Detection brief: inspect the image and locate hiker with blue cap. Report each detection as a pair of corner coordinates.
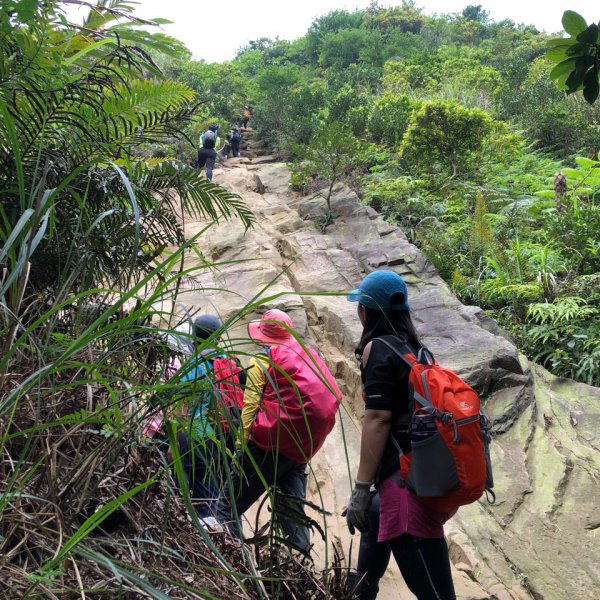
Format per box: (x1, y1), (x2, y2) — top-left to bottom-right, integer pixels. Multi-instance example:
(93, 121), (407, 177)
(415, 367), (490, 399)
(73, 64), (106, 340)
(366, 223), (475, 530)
(345, 269), (457, 600)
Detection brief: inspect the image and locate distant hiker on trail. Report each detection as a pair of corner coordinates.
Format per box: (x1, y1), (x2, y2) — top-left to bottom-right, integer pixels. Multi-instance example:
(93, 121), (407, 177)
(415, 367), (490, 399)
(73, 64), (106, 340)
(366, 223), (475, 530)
(198, 124), (221, 182)
(223, 127), (241, 159)
(241, 105), (251, 129)
(176, 314), (245, 528)
(222, 131), (231, 160)
(230, 127), (241, 157)
(218, 309), (341, 552)
(345, 270), (457, 600)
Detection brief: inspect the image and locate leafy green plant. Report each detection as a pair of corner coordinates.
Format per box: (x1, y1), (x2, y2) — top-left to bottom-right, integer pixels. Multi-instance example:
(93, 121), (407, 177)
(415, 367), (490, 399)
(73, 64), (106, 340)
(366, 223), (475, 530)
(477, 238), (564, 308)
(363, 176), (444, 240)
(0, 0), (253, 307)
(415, 219), (463, 281)
(468, 192), (496, 264)
(291, 122), (359, 215)
(367, 93), (416, 146)
(525, 296), (600, 385)
(400, 100), (500, 179)
(382, 59), (435, 92)
(439, 58), (503, 103)
(546, 11), (600, 104)
(537, 159), (600, 274)
(0, 2), (279, 597)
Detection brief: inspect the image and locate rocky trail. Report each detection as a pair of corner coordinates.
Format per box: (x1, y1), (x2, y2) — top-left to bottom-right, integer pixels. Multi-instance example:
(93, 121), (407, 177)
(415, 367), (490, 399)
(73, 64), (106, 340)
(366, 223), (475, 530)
(174, 130), (600, 600)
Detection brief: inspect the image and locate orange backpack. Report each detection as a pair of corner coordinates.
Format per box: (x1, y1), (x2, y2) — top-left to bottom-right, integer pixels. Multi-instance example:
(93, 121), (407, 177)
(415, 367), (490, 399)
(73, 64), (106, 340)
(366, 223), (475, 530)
(377, 338), (495, 513)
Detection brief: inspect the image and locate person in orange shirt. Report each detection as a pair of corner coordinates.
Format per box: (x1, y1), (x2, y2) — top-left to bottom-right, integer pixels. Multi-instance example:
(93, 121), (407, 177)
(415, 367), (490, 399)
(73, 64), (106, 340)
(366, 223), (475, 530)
(242, 105), (251, 129)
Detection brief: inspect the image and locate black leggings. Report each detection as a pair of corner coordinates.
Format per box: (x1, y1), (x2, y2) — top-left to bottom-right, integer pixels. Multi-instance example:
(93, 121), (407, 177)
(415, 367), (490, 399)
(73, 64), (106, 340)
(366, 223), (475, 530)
(197, 147), (217, 181)
(389, 535), (455, 600)
(355, 495), (455, 600)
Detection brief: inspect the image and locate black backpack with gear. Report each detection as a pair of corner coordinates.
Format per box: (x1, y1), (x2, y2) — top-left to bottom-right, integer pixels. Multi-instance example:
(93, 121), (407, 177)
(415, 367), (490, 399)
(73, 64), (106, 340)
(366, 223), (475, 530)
(202, 129), (217, 149)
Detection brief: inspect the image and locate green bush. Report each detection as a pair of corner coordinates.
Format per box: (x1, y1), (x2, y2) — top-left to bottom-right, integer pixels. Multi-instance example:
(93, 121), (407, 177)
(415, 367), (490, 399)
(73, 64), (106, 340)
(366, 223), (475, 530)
(415, 220), (465, 281)
(363, 176), (444, 237)
(524, 296), (600, 385)
(400, 100), (496, 178)
(547, 195), (600, 275)
(347, 103), (371, 136)
(290, 122), (359, 212)
(368, 93), (415, 146)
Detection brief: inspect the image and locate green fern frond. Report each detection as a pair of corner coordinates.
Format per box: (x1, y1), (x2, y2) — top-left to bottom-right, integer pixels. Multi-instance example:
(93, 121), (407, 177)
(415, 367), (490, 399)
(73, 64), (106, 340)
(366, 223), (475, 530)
(527, 296), (597, 324)
(0, 0), (254, 296)
(480, 280), (542, 305)
(101, 79), (197, 124)
(469, 192), (494, 258)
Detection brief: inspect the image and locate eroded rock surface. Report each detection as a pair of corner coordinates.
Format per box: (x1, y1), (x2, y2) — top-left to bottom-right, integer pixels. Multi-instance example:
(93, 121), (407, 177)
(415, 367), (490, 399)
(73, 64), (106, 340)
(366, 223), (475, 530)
(176, 134), (600, 600)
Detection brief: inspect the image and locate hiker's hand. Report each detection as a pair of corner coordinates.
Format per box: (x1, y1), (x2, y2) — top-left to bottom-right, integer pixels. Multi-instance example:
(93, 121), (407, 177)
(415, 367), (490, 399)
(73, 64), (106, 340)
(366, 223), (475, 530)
(345, 480), (372, 535)
(232, 443), (244, 477)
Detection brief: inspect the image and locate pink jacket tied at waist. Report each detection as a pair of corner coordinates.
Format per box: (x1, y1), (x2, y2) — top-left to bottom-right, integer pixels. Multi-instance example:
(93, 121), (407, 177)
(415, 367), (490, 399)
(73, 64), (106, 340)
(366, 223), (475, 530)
(250, 339), (342, 463)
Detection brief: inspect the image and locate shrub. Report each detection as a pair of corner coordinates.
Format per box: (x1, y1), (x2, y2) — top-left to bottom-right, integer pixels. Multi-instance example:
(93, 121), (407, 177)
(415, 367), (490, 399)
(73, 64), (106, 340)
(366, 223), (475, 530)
(546, 195), (600, 275)
(525, 296), (600, 385)
(400, 100), (496, 178)
(290, 122), (359, 213)
(363, 176), (444, 238)
(368, 93), (416, 146)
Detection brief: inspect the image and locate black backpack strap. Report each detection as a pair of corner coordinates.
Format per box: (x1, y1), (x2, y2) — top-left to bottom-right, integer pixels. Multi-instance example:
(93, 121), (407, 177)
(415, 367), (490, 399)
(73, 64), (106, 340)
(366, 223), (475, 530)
(231, 355), (247, 387)
(374, 337), (443, 418)
(373, 336), (414, 369)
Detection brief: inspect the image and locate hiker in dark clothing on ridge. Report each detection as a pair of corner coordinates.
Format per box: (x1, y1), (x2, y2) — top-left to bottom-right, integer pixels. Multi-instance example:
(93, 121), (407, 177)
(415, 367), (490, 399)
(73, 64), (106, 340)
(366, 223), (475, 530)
(198, 124), (221, 181)
(230, 127), (241, 157)
(223, 127), (241, 159)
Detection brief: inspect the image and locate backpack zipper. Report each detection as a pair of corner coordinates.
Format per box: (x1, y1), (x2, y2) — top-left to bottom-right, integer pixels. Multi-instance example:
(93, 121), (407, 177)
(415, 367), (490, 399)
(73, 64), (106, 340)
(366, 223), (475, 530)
(451, 414), (480, 443)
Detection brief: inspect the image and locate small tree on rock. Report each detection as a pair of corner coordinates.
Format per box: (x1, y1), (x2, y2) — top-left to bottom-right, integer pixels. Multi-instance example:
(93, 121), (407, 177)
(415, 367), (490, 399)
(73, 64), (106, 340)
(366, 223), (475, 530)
(293, 122), (359, 216)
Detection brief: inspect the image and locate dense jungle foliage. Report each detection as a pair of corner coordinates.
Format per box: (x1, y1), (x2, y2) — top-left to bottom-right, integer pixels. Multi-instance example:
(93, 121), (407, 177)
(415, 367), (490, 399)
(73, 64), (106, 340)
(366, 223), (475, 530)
(158, 2), (600, 387)
(1, 1), (334, 598)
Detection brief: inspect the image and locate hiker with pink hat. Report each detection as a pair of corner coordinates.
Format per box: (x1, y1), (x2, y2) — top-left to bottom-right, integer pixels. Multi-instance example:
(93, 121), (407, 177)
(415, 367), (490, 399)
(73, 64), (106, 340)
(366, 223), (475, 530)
(219, 308), (341, 553)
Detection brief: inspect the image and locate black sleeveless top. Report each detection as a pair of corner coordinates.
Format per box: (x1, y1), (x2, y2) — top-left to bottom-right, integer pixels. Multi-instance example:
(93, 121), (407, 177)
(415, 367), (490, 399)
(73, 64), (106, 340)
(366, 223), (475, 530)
(360, 335), (414, 482)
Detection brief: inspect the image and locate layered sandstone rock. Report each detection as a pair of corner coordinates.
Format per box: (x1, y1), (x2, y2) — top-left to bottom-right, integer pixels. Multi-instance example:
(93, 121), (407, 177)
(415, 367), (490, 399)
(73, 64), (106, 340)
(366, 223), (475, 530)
(175, 135), (600, 600)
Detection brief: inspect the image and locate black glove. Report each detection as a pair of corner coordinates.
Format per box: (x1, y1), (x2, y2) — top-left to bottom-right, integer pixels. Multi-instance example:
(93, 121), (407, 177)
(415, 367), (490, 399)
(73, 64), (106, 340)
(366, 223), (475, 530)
(345, 480), (372, 535)
(231, 442), (245, 479)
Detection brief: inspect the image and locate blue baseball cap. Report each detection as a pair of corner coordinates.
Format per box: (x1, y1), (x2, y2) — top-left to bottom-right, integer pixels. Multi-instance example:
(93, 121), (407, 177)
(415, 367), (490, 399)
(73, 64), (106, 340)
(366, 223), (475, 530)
(347, 270), (410, 311)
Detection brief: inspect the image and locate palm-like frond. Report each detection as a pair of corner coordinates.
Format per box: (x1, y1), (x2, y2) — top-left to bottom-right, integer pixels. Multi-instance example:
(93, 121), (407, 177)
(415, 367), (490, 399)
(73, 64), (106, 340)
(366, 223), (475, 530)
(0, 3), (263, 597)
(0, 0), (253, 298)
(126, 160), (254, 227)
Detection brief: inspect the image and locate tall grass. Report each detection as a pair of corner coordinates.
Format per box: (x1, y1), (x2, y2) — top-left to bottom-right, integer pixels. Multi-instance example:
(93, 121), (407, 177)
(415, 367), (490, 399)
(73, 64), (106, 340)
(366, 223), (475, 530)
(0, 178), (356, 597)
(0, 4), (359, 595)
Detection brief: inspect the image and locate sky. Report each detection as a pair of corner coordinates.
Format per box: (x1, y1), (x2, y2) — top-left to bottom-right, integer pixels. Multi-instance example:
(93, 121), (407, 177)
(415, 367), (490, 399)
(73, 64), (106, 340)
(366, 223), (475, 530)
(78, 1), (598, 63)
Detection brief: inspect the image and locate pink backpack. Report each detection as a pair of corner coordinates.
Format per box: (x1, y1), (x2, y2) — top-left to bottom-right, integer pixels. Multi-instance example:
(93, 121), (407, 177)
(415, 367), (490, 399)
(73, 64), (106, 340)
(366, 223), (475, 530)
(251, 340), (341, 463)
(210, 356), (245, 430)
